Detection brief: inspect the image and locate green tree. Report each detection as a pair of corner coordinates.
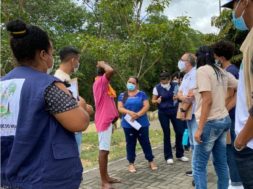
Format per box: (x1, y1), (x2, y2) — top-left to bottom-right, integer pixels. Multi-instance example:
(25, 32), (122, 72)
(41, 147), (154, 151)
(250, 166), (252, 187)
(1, 0), (209, 105)
(211, 9), (248, 66)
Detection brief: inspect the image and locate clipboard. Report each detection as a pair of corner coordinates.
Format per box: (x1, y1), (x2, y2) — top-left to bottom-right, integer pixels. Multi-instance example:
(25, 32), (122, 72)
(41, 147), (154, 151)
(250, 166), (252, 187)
(176, 102), (193, 120)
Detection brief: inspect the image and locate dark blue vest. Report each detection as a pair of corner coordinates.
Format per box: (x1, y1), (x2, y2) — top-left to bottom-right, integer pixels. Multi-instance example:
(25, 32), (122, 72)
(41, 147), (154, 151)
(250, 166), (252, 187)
(156, 83), (178, 114)
(1, 66), (82, 189)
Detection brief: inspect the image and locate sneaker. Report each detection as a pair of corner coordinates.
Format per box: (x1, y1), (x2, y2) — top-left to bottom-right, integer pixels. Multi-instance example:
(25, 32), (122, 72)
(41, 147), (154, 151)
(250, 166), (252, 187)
(185, 170), (193, 177)
(166, 159), (174, 164)
(177, 156), (189, 162)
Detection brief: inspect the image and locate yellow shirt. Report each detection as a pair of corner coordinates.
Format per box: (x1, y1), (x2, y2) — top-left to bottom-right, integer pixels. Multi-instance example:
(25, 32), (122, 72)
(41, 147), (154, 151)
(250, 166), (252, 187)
(240, 28), (253, 109)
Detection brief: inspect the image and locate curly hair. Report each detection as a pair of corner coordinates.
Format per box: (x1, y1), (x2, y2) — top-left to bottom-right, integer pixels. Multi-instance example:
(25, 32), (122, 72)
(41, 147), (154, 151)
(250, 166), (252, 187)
(212, 40), (235, 61)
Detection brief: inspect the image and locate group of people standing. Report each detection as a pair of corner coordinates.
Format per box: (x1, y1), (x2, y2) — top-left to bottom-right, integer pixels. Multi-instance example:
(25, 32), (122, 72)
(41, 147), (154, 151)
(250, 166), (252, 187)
(1, 0), (253, 189)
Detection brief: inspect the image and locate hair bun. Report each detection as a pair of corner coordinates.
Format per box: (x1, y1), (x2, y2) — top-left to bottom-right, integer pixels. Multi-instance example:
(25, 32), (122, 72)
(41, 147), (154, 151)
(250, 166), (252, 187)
(6, 19), (28, 38)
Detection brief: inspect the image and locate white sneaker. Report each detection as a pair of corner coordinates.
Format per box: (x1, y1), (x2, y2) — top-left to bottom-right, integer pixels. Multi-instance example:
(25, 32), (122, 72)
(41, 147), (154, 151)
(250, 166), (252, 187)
(178, 156), (189, 162)
(166, 159), (174, 164)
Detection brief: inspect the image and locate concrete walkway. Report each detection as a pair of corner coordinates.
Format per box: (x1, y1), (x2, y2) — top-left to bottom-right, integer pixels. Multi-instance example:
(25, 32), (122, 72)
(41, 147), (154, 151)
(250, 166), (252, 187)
(80, 146), (217, 189)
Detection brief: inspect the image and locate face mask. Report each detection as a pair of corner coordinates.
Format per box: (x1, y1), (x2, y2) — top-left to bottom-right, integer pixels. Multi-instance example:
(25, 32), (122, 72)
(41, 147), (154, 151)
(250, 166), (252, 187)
(161, 83), (170, 90)
(232, 0), (249, 31)
(74, 63), (80, 73)
(173, 79), (179, 83)
(47, 59), (54, 74)
(215, 59), (221, 67)
(178, 60), (186, 72)
(127, 83), (136, 91)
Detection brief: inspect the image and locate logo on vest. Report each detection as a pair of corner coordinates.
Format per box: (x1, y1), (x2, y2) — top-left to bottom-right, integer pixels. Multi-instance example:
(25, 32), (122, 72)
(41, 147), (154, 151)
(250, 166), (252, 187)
(0, 79), (25, 136)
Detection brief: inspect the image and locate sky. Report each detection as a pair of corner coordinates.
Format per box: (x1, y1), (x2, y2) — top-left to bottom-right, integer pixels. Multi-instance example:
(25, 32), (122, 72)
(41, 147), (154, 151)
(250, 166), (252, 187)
(77, 0), (227, 34)
(161, 0), (222, 34)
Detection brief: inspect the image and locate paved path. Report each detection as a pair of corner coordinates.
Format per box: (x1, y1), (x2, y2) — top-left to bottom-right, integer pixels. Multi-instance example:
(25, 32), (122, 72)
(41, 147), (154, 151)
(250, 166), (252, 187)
(80, 146), (217, 189)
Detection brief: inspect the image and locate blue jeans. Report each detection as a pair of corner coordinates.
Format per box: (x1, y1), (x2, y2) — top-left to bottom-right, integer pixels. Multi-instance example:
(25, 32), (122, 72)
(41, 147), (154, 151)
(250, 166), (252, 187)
(158, 112), (185, 160)
(235, 147), (253, 189)
(187, 115), (198, 174)
(193, 116), (231, 189)
(226, 117), (242, 186)
(75, 132), (82, 155)
(187, 115), (198, 148)
(123, 127), (154, 163)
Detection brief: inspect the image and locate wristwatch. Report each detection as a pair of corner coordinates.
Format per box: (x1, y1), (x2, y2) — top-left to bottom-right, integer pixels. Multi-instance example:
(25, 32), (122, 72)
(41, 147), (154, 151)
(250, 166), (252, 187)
(180, 108), (186, 113)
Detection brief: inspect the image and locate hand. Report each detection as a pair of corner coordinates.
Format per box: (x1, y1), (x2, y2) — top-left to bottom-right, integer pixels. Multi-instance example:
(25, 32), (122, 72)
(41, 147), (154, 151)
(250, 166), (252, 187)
(185, 96), (194, 103)
(173, 95), (178, 101)
(78, 97), (87, 111)
(112, 122), (118, 134)
(194, 128), (203, 144)
(86, 104), (94, 116)
(234, 133), (247, 151)
(157, 96), (162, 104)
(96, 61), (107, 68)
(128, 111), (139, 121)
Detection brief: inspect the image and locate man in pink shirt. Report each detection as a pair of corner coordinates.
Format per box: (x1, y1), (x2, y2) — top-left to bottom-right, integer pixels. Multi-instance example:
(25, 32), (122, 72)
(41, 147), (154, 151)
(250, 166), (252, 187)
(93, 61), (119, 189)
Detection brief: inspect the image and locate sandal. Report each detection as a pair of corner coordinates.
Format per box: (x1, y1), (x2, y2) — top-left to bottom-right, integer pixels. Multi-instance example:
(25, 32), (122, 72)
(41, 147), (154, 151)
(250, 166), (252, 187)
(128, 164), (136, 173)
(149, 161), (158, 171)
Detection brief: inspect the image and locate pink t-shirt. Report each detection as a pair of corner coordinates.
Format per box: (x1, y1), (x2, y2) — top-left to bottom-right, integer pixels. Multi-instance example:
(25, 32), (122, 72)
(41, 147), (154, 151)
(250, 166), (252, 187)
(93, 74), (119, 132)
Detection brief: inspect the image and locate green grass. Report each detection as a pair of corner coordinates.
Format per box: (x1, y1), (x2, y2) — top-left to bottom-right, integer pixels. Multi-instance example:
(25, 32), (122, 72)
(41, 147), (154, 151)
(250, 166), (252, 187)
(80, 127), (165, 169)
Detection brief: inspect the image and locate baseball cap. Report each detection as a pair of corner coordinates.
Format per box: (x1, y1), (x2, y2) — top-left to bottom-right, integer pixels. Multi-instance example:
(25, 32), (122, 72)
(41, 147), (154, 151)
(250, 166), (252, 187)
(221, 0), (236, 8)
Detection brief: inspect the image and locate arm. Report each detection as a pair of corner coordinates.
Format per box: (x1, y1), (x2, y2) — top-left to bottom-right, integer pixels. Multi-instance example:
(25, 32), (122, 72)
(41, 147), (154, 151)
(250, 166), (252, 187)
(79, 96), (94, 115)
(226, 73), (238, 111)
(97, 61), (114, 80)
(151, 95), (161, 104)
(226, 91), (237, 112)
(118, 101), (131, 115)
(53, 82), (90, 132)
(178, 90), (193, 111)
(235, 109), (253, 150)
(195, 91), (212, 143)
(118, 101), (139, 119)
(137, 100), (150, 117)
(177, 90), (185, 102)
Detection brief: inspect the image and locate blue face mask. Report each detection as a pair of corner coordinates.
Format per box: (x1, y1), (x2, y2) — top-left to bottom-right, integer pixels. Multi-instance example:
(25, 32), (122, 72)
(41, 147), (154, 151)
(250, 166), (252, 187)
(232, 0), (249, 31)
(127, 83), (136, 91)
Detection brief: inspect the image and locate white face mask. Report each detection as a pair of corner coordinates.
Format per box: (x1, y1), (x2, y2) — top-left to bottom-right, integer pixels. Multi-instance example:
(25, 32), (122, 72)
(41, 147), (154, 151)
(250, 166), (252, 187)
(178, 60), (186, 72)
(74, 63), (80, 73)
(215, 59), (221, 67)
(161, 83), (170, 90)
(47, 60), (54, 74)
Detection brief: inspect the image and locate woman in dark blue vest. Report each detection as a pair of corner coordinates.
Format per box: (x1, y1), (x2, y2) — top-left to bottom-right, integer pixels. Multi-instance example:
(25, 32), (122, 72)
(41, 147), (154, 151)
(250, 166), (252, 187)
(0, 20), (90, 189)
(152, 71), (189, 164)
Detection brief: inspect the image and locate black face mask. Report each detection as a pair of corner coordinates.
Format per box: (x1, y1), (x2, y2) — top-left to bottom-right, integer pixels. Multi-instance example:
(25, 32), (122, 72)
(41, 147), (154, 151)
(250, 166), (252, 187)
(97, 67), (105, 76)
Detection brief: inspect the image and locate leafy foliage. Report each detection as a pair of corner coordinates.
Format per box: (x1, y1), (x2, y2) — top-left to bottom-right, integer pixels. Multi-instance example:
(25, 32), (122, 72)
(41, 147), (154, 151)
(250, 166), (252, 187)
(211, 9), (248, 66)
(1, 0), (211, 105)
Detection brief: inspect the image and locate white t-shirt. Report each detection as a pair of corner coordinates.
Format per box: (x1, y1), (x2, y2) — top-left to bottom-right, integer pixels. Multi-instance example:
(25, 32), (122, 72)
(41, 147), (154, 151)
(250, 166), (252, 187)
(235, 65), (253, 149)
(152, 84), (171, 96)
(54, 69), (71, 82)
(179, 67), (197, 114)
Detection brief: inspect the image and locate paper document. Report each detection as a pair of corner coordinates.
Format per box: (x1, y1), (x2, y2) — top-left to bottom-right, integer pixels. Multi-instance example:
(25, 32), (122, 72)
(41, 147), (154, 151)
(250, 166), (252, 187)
(124, 114), (142, 130)
(68, 78), (79, 99)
